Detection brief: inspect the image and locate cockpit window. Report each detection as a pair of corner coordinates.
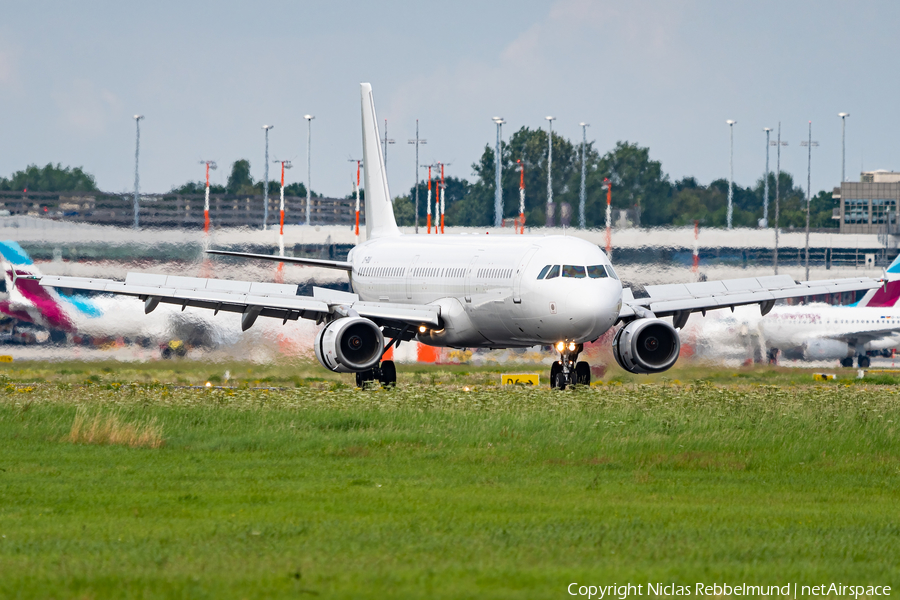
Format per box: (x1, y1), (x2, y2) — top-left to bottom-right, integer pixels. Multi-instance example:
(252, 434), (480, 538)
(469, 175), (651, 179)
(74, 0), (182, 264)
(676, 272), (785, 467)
(562, 265), (586, 278)
(544, 265), (560, 280)
(606, 265), (620, 280)
(537, 265), (552, 280)
(587, 265), (608, 279)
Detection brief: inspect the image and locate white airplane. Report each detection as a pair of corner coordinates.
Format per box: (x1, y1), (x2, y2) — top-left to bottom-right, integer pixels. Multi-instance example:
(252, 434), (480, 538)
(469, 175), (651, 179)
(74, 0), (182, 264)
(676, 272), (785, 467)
(40, 83), (880, 388)
(691, 256), (900, 368)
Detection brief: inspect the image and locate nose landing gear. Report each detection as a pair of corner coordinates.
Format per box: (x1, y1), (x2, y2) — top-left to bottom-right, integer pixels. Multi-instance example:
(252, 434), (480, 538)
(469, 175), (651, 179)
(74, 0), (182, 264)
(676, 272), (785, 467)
(550, 342), (591, 390)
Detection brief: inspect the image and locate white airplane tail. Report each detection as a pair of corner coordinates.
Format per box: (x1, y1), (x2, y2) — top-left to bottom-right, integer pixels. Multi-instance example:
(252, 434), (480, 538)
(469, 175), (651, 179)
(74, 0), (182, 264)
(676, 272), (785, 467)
(360, 83), (400, 240)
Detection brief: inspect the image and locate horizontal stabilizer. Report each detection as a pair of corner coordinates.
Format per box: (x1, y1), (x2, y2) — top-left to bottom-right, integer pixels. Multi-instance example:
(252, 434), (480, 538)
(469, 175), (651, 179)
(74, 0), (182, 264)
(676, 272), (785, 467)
(207, 250), (353, 272)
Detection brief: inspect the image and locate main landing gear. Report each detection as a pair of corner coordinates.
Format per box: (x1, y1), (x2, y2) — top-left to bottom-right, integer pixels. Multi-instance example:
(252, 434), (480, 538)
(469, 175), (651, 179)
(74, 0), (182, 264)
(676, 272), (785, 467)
(840, 356), (870, 368)
(355, 360), (397, 389)
(549, 342), (591, 390)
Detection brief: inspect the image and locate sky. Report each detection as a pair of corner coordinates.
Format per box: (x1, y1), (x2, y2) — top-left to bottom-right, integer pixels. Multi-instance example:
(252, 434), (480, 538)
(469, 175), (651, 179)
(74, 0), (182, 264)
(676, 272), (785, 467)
(1, 0), (898, 200)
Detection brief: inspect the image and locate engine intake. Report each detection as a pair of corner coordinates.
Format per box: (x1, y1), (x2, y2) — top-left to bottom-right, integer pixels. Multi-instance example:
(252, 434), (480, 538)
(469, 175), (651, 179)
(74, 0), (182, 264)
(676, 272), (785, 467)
(315, 317), (384, 373)
(612, 318), (681, 374)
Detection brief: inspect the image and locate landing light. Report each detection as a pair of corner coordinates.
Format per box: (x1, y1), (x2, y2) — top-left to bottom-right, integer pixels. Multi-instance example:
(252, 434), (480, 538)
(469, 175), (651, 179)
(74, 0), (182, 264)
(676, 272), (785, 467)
(418, 325), (428, 333)
(555, 341), (565, 352)
(568, 342), (576, 352)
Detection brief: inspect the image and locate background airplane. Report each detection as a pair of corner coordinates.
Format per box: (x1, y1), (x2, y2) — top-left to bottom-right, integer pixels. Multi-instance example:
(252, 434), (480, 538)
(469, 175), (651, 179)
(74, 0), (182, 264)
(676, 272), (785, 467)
(687, 254), (900, 367)
(0, 241), (285, 356)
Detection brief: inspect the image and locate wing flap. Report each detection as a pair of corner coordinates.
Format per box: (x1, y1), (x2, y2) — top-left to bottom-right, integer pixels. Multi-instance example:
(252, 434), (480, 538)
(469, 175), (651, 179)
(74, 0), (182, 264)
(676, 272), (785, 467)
(353, 301), (441, 327)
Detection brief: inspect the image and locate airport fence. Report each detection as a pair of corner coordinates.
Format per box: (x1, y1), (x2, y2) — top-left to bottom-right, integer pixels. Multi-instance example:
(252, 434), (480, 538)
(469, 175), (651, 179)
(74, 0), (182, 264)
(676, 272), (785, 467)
(0, 191), (364, 229)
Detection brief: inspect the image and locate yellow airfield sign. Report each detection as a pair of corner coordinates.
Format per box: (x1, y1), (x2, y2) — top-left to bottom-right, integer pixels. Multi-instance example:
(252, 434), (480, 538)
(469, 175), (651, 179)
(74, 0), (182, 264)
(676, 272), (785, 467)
(501, 373), (540, 386)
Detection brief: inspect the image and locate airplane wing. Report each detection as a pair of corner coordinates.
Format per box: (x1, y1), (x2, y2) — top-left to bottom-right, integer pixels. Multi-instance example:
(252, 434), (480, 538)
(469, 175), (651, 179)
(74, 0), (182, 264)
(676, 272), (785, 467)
(823, 329), (900, 347)
(618, 275), (880, 326)
(206, 250), (353, 272)
(40, 273), (439, 339)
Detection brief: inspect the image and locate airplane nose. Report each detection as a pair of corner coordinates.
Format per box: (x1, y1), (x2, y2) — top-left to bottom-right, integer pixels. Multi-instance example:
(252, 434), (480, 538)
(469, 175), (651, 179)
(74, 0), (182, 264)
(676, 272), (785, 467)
(565, 281), (620, 339)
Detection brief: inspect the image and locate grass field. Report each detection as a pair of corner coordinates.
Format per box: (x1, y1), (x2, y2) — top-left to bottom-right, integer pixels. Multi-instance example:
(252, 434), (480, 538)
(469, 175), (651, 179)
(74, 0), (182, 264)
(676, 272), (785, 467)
(1, 360), (898, 598)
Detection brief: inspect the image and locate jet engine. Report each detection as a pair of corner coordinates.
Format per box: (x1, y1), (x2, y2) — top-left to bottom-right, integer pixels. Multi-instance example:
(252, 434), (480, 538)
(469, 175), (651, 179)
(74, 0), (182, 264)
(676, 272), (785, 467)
(612, 318), (681, 374)
(315, 317), (384, 373)
(803, 338), (851, 361)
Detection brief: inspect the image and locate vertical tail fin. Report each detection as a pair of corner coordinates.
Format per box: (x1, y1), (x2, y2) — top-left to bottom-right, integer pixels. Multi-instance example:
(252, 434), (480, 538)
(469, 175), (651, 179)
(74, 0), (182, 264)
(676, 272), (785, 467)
(887, 252), (900, 278)
(0, 241), (100, 331)
(360, 83), (400, 240)
(853, 253), (900, 307)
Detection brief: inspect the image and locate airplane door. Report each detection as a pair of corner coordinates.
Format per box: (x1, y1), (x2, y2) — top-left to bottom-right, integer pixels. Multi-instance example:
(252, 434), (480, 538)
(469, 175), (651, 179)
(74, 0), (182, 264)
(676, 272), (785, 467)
(464, 255), (479, 303)
(406, 255), (419, 299)
(513, 246), (539, 304)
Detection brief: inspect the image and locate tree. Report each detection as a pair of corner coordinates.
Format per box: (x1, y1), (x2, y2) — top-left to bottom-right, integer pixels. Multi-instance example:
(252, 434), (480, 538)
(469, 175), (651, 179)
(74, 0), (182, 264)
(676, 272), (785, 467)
(405, 176), (472, 227)
(595, 142), (672, 227)
(226, 160), (255, 195)
(170, 181), (226, 194)
(392, 194), (415, 226)
(466, 130), (673, 228)
(0, 163), (98, 192)
(169, 160), (314, 196)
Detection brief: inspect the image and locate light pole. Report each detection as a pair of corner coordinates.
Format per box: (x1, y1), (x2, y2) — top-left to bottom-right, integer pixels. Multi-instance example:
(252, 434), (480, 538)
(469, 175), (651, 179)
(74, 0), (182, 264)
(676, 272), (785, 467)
(407, 121), (426, 233)
(262, 125), (274, 230)
(132, 115), (144, 229)
(545, 116), (555, 227)
(304, 115), (314, 225)
(579, 122), (589, 229)
(726, 120), (736, 230)
(425, 164), (433, 234)
(274, 159), (292, 256)
(199, 160), (217, 234)
(770, 123), (788, 274)
(438, 162), (450, 233)
(602, 178), (612, 254)
(838, 113), (850, 182)
(381, 119), (394, 172)
(762, 128), (772, 228)
(801, 121), (819, 281)
(516, 160), (526, 234)
(492, 117), (506, 228)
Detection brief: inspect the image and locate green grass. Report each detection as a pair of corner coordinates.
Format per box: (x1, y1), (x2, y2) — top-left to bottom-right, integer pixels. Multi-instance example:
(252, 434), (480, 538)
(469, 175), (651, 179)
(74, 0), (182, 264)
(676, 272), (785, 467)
(0, 362), (898, 598)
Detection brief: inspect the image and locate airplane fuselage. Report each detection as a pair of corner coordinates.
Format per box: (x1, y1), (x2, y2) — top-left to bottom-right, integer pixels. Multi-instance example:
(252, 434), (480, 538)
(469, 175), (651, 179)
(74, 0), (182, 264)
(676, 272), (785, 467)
(761, 304), (900, 352)
(347, 234), (622, 348)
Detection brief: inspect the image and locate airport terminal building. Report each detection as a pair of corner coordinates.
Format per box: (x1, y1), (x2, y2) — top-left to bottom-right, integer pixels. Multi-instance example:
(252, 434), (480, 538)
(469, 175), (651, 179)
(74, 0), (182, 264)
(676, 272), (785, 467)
(834, 170), (900, 235)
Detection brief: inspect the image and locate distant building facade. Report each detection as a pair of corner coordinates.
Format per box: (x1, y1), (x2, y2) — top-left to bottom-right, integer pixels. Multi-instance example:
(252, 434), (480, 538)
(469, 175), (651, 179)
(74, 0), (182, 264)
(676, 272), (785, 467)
(833, 171), (900, 235)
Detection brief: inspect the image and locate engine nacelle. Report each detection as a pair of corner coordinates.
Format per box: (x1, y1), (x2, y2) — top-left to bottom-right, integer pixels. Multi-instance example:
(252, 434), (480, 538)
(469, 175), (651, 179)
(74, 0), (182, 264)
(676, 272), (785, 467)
(315, 317), (384, 373)
(803, 338), (851, 361)
(612, 318), (681, 374)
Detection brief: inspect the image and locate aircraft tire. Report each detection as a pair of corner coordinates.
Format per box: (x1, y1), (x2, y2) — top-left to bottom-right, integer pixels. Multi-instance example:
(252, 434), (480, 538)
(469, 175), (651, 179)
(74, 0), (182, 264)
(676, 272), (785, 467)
(840, 357), (854, 368)
(575, 361), (591, 386)
(554, 372), (568, 390)
(550, 361), (562, 389)
(858, 356), (871, 368)
(355, 370), (375, 389)
(379, 361), (397, 388)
